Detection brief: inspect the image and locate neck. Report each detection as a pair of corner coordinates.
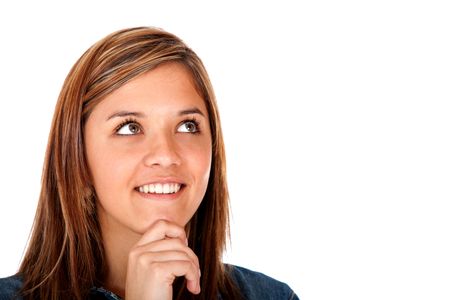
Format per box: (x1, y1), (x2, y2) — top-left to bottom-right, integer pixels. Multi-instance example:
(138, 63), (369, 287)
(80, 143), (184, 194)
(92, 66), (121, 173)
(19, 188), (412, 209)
(100, 216), (141, 297)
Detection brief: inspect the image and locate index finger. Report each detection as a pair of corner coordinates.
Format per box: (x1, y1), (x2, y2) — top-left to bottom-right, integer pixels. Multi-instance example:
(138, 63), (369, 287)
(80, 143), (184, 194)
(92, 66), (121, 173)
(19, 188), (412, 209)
(136, 219), (187, 247)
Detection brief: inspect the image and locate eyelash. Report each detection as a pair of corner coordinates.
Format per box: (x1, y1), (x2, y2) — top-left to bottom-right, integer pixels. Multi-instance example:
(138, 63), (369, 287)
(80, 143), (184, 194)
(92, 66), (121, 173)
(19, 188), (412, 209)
(113, 117), (201, 135)
(114, 118), (141, 134)
(183, 117), (201, 134)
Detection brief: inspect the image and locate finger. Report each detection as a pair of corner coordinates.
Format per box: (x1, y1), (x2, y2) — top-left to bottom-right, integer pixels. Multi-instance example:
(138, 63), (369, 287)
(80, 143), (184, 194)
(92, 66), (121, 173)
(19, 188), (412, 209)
(153, 260), (201, 295)
(128, 251), (194, 276)
(138, 250), (196, 268)
(136, 239), (200, 269)
(126, 252), (200, 294)
(136, 219), (187, 246)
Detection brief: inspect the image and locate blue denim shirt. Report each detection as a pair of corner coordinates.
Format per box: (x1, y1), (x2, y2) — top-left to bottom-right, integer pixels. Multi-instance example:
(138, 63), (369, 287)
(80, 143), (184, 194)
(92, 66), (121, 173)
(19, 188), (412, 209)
(0, 265), (299, 300)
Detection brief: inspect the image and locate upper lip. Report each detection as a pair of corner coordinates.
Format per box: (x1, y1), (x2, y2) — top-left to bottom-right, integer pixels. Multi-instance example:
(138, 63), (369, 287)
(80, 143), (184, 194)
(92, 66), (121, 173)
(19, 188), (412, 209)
(135, 177), (186, 188)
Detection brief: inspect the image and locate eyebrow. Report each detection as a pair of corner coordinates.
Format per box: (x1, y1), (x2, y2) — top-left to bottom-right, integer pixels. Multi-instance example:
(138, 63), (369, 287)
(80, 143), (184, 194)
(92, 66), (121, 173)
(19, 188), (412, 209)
(178, 108), (205, 117)
(106, 111), (147, 121)
(106, 107), (205, 121)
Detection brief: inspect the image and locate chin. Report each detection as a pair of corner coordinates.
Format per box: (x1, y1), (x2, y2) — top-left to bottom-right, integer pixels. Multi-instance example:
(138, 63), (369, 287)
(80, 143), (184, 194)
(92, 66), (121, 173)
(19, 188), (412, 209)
(132, 214), (185, 232)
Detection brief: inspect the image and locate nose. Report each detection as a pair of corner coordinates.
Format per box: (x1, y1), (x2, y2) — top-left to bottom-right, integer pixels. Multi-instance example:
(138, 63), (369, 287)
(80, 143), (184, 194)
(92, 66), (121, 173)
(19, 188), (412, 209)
(142, 132), (182, 168)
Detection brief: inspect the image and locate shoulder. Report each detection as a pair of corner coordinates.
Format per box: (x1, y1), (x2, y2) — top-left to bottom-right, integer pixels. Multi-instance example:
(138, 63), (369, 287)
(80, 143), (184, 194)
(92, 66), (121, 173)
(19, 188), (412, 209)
(0, 275), (23, 300)
(225, 264), (299, 300)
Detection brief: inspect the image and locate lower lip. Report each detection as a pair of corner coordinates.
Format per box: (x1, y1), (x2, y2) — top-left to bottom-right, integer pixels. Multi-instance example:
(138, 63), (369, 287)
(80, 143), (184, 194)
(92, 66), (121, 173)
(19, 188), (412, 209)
(134, 185), (185, 201)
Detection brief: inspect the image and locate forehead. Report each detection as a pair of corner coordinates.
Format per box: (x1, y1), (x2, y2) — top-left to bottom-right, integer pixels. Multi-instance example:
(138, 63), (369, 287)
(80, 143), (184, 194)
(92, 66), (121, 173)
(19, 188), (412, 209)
(91, 62), (207, 118)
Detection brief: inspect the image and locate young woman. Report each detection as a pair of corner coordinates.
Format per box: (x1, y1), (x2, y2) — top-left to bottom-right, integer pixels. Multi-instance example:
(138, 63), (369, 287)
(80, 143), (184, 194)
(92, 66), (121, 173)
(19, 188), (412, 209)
(0, 27), (299, 300)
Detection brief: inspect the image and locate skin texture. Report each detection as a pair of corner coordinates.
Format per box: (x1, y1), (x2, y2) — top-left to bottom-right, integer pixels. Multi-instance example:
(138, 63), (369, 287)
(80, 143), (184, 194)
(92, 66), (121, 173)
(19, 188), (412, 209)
(84, 62), (211, 298)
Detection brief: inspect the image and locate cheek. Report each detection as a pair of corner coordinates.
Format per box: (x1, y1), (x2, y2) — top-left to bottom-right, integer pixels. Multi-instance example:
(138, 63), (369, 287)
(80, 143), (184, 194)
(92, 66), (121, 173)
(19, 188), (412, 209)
(87, 142), (135, 197)
(186, 143), (212, 186)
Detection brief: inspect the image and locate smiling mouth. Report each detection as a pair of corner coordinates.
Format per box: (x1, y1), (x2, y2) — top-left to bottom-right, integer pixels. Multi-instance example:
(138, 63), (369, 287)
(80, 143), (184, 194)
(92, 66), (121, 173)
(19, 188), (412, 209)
(135, 183), (185, 195)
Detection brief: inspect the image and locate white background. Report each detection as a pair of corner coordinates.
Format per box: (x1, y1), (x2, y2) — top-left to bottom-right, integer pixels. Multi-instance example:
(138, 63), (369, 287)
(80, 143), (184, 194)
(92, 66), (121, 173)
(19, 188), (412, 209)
(0, 1), (449, 299)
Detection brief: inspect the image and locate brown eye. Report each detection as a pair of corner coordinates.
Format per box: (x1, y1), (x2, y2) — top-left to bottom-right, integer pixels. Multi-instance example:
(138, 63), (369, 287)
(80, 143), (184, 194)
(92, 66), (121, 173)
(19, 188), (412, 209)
(178, 120), (199, 133)
(117, 122), (141, 135)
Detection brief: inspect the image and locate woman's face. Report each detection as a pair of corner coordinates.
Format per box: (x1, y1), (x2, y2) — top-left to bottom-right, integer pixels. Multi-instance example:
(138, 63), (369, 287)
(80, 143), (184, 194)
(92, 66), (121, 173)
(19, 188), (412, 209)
(84, 63), (212, 235)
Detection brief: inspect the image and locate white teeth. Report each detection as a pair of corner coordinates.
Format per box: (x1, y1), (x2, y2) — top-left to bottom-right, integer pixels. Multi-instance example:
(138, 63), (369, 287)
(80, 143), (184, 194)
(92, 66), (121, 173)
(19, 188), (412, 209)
(138, 183), (182, 194)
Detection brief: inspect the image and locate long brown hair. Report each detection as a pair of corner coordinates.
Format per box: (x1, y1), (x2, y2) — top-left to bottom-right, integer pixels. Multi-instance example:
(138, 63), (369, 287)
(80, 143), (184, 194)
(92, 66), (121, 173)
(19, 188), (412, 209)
(19, 27), (242, 300)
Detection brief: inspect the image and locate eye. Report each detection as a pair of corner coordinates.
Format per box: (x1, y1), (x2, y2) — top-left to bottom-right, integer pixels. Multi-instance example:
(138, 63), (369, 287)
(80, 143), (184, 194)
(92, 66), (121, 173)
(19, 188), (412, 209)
(178, 120), (200, 133)
(116, 120), (142, 135)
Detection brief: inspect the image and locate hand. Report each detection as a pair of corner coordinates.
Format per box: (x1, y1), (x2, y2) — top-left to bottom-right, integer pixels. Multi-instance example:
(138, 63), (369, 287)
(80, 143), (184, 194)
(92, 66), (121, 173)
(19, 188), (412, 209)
(125, 220), (201, 300)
